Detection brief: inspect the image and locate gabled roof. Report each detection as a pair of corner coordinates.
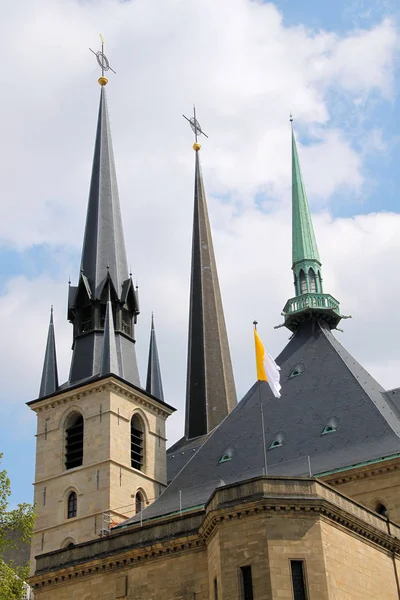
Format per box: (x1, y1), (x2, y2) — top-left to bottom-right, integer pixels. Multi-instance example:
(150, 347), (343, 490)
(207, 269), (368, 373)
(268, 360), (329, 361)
(80, 87), (130, 299)
(125, 321), (400, 525)
(185, 148), (237, 439)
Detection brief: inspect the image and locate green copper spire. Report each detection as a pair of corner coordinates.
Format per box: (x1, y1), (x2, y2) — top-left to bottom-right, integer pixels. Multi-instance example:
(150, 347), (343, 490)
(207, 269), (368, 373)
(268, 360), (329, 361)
(280, 119), (343, 332)
(291, 121), (323, 298)
(292, 123), (321, 268)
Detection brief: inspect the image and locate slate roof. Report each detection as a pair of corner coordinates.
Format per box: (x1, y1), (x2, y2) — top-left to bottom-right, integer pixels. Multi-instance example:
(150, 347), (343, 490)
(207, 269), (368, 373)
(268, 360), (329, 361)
(146, 315), (164, 402)
(39, 307), (59, 398)
(100, 299), (119, 377)
(118, 320), (400, 527)
(185, 148), (237, 439)
(66, 86), (140, 388)
(80, 86), (129, 300)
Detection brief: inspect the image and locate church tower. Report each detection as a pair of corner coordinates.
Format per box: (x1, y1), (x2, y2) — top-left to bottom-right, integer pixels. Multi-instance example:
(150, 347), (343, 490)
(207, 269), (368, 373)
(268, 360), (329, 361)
(28, 69), (174, 569)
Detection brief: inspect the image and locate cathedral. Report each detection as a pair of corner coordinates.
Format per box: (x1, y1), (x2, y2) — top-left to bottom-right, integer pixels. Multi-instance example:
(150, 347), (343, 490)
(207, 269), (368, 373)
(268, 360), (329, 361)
(27, 67), (400, 600)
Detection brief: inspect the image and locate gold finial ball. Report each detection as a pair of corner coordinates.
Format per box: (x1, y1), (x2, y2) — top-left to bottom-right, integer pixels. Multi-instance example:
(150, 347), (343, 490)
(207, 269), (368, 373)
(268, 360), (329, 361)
(98, 76), (109, 86)
(193, 142), (201, 151)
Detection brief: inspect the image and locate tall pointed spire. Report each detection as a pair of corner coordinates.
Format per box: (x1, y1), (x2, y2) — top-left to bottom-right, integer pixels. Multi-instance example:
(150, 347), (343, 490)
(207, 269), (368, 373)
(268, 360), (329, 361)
(281, 119), (342, 332)
(100, 296), (120, 377)
(185, 135), (237, 440)
(291, 120), (321, 274)
(39, 307), (59, 398)
(68, 81), (140, 386)
(80, 86), (129, 299)
(146, 314), (164, 402)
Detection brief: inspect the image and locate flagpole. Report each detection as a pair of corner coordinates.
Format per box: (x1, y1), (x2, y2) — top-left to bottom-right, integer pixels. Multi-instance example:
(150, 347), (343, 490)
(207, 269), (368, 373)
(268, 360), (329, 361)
(254, 321), (268, 476)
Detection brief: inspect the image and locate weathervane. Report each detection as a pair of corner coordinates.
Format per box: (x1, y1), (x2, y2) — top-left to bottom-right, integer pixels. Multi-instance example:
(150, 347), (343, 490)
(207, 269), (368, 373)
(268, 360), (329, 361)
(89, 34), (116, 86)
(183, 105), (208, 151)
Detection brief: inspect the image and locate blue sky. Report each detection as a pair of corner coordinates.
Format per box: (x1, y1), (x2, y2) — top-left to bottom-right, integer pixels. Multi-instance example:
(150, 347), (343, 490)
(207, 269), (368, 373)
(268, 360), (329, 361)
(1, 0), (400, 512)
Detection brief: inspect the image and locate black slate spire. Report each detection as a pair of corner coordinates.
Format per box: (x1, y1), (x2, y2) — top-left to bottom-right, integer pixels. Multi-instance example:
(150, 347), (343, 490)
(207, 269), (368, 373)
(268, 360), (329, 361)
(39, 307), (59, 398)
(185, 146), (237, 439)
(100, 296), (120, 377)
(68, 84), (140, 386)
(146, 314), (164, 402)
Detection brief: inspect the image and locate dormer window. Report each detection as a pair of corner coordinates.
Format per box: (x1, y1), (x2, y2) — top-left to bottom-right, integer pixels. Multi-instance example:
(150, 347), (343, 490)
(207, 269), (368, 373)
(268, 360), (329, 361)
(269, 433), (285, 449)
(321, 418), (338, 436)
(289, 363), (304, 379)
(219, 447), (234, 463)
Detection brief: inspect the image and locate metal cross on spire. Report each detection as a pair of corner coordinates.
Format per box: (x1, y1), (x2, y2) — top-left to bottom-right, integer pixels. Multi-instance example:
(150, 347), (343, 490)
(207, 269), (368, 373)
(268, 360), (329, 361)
(89, 34), (116, 86)
(183, 106), (209, 147)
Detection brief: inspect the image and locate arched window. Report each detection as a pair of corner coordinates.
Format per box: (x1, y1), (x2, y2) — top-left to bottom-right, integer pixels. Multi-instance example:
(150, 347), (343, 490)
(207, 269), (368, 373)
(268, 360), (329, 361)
(299, 270), (307, 294)
(65, 413), (84, 470)
(376, 502), (388, 517)
(67, 491), (77, 519)
(135, 491), (144, 514)
(308, 268), (316, 293)
(131, 415), (144, 471)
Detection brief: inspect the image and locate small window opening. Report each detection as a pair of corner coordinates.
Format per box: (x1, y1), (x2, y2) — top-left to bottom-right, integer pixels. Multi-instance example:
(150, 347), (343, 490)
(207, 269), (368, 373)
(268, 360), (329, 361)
(79, 305), (92, 334)
(289, 363), (304, 379)
(121, 309), (132, 336)
(376, 503), (388, 517)
(100, 303), (107, 329)
(321, 424), (336, 435)
(214, 578), (218, 600)
(66, 542), (75, 549)
(240, 566), (254, 600)
(321, 418), (338, 436)
(299, 270), (307, 295)
(67, 491), (77, 519)
(269, 439), (283, 449)
(291, 560), (308, 600)
(65, 413), (84, 470)
(100, 303), (117, 330)
(308, 268), (316, 293)
(131, 415), (144, 470)
(135, 491), (144, 514)
(219, 447), (233, 463)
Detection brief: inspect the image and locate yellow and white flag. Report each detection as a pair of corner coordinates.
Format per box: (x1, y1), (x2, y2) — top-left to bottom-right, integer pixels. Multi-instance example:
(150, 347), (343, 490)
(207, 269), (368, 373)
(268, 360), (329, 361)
(254, 327), (281, 398)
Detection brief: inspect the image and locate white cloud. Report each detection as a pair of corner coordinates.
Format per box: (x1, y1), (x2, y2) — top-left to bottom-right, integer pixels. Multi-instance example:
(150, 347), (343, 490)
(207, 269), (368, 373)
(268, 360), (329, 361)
(0, 1), (397, 248)
(0, 1), (399, 482)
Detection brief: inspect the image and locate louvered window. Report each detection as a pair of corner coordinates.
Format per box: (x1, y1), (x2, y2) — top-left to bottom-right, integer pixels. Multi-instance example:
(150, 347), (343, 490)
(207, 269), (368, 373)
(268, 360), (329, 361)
(79, 305), (92, 333)
(122, 309), (132, 336)
(65, 414), (84, 470)
(131, 416), (144, 470)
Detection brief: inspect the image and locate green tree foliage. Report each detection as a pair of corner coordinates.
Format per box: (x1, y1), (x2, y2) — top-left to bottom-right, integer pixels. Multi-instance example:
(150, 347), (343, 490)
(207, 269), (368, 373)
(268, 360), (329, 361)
(0, 453), (35, 599)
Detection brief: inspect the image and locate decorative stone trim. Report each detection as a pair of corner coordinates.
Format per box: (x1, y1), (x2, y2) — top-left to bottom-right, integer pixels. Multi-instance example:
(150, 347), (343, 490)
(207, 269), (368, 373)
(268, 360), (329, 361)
(29, 476), (400, 591)
(29, 378), (173, 420)
(321, 458), (400, 486)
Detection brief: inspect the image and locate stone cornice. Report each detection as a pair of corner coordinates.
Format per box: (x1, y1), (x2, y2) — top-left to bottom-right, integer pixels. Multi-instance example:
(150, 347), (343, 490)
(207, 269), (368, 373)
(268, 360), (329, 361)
(29, 476), (400, 592)
(320, 456), (400, 486)
(28, 377), (174, 420)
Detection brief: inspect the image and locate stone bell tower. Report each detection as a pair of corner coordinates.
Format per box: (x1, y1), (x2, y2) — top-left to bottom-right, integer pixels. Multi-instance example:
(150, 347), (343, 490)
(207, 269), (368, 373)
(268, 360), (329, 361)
(28, 62), (174, 572)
